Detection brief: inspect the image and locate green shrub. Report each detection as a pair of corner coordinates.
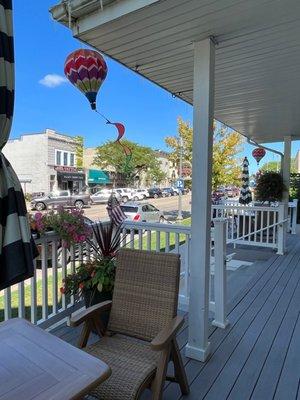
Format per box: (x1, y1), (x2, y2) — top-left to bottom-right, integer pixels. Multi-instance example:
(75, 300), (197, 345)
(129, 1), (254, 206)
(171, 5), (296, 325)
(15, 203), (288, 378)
(255, 172), (285, 202)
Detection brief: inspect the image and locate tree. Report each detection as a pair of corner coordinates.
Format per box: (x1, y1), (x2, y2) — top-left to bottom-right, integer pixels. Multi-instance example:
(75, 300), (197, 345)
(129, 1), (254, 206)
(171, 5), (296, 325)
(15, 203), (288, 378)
(74, 136), (84, 168)
(165, 118), (243, 190)
(93, 139), (165, 185)
(260, 159), (297, 173)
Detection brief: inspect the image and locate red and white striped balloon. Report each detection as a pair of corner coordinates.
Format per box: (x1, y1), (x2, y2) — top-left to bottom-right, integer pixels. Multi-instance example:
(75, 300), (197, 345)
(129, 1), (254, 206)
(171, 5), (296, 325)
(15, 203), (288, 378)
(252, 148), (266, 165)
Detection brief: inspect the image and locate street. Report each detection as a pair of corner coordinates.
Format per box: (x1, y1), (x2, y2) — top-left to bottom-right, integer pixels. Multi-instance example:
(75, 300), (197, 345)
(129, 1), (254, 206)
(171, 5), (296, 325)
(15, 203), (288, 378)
(83, 194), (192, 221)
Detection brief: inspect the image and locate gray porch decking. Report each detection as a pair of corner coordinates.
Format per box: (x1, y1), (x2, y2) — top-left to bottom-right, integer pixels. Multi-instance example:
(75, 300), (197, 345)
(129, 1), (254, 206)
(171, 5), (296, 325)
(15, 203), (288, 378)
(50, 235), (300, 400)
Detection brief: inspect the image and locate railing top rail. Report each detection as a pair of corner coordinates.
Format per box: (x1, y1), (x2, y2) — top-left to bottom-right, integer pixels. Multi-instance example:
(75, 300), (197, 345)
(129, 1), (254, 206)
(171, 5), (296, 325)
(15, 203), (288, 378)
(122, 220), (191, 234)
(212, 204), (280, 212)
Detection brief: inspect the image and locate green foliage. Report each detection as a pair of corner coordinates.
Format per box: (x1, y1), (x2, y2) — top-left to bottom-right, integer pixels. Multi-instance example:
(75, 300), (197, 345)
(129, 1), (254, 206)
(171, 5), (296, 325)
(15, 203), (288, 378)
(255, 172), (285, 202)
(289, 173), (300, 199)
(165, 118), (243, 190)
(74, 135), (84, 168)
(62, 258), (116, 298)
(93, 139), (165, 185)
(260, 159), (297, 173)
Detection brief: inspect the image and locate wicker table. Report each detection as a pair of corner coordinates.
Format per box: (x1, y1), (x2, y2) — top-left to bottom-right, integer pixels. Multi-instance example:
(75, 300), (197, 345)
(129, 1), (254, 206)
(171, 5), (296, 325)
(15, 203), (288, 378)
(0, 318), (111, 400)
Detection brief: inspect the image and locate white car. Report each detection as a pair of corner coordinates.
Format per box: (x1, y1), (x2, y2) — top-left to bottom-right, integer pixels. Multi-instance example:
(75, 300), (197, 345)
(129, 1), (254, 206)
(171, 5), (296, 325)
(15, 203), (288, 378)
(134, 188), (149, 199)
(120, 202), (165, 223)
(114, 188), (134, 202)
(90, 189), (121, 204)
(131, 189), (146, 201)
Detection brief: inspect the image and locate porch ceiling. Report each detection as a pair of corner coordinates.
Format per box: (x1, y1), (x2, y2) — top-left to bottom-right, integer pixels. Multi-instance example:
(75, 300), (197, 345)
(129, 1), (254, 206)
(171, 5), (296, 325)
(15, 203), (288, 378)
(50, 0), (300, 143)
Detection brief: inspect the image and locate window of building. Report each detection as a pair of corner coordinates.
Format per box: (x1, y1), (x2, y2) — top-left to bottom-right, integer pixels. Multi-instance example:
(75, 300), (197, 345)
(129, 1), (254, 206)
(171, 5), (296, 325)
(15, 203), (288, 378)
(56, 151), (62, 166)
(70, 153), (75, 166)
(63, 152), (68, 166)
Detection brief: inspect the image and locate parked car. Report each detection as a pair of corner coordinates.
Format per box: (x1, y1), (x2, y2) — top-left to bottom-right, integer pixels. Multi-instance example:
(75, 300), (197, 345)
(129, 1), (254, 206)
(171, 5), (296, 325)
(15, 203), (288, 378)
(134, 188), (149, 199)
(120, 202), (165, 223)
(130, 189), (145, 201)
(148, 187), (163, 198)
(90, 189), (121, 204)
(30, 190), (90, 211)
(161, 187), (174, 197)
(114, 188), (133, 202)
(225, 187), (239, 198)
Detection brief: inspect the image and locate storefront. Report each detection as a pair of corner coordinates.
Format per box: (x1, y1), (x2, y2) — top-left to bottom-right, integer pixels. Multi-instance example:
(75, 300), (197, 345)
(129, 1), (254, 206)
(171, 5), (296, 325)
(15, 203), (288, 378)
(88, 169), (110, 191)
(56, 166), (86, 193)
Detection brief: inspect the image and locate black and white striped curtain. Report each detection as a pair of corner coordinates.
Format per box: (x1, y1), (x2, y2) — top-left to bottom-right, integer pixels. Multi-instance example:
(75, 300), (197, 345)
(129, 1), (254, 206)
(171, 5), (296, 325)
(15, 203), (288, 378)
(239, 156), (252, 205)
(0, 0), (36, 290)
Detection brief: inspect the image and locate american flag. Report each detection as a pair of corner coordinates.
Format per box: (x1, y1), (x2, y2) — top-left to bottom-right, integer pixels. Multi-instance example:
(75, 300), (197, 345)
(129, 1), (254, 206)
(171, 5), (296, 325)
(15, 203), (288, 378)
(107, 194), (127, 225)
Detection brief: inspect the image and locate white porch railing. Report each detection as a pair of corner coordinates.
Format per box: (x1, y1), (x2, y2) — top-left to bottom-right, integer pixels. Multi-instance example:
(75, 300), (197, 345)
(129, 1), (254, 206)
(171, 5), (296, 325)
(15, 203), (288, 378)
(1, 202), (290, 330)
(221, 199), (298, 235)
(1, 233), (88, 329)
(0, 219), (228, 330)
(212, 203), (288, 253)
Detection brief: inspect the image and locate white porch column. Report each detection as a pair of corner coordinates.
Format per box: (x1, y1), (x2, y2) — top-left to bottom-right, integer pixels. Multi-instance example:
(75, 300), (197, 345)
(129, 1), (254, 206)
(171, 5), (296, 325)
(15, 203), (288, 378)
(185, 38), (215, 362)
(282, 136), (291, 204)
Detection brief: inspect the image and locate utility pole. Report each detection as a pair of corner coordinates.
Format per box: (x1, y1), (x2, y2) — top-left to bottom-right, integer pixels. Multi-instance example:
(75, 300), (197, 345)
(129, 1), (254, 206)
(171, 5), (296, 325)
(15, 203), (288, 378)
(177, 136), (183, 220)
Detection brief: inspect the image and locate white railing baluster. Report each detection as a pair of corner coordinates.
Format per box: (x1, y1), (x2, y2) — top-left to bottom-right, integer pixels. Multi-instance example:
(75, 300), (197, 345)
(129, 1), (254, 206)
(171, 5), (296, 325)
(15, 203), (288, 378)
(61, 246), (67, 310)
(41, 241), (48, 320)
(51, 241), (58, 315)
(175, 233), (180, 253)
(291, 199), (298, 235)
(138, 229), (143, 250)
(30, 259), (37, 324)
(130, 229), (135, 249)
(4, 287), (12, 320)
(165, 232), (170, 252)
(156, 230), (161, 252)
(254, 211), (258, 242)
(212, 218), (229, 329)
(18, 281), (25, 318)
(146, 230), (151, 250)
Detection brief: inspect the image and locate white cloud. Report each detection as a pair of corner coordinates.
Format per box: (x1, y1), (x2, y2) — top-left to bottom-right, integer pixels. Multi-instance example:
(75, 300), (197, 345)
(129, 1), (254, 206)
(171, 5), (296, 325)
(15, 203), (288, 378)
(39, 74), (68, 88)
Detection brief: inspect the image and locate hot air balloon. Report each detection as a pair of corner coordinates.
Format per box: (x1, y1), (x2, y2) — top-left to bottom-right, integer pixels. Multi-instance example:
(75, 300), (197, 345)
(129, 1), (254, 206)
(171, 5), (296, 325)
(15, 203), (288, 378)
(252, 148), (266, 165)
(64, 49), (107, 110)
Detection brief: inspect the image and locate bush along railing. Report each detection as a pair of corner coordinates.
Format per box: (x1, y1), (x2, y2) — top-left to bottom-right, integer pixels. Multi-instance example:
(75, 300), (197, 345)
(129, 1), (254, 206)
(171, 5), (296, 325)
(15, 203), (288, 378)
(211, 203), (288, 253)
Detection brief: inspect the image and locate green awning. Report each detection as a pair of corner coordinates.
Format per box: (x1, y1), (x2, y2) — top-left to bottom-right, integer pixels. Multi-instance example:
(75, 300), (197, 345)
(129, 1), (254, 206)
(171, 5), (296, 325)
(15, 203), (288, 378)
(88, 169), (110, 184)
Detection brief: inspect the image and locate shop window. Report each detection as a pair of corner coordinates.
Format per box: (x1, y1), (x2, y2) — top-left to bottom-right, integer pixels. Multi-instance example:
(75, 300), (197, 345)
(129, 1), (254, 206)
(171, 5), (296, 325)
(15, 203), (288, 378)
(63, 152), (68, 166)
(56, 151), (61, 166)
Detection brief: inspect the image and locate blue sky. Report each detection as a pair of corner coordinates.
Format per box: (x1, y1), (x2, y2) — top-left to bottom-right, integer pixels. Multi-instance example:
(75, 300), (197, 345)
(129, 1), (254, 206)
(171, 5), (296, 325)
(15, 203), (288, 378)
(11, 0), (299, 175)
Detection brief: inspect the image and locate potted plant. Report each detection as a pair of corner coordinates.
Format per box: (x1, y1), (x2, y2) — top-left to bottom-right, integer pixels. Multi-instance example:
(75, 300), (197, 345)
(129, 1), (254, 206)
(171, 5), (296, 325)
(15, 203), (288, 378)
(61, 221), (126, 327)
(255, 171), (285, 203)
(47, 207), (92, 247)
(30, 207), (92, 268)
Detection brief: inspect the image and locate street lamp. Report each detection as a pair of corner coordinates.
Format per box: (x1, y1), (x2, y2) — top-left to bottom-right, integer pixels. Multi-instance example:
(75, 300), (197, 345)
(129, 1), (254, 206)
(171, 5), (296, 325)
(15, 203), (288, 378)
(177, 137), (183, 220)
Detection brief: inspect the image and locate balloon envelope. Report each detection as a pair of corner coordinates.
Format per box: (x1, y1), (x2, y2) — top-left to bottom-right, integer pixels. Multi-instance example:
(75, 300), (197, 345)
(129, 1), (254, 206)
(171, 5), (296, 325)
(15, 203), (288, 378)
(252, 148), (266, 164)
(64, 49), (107, 109)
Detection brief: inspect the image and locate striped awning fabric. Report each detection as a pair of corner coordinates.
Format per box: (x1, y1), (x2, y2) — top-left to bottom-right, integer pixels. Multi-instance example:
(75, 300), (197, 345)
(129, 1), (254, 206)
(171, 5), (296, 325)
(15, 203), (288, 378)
(239, 156), (253, 205)
(0, 0), (36, 290)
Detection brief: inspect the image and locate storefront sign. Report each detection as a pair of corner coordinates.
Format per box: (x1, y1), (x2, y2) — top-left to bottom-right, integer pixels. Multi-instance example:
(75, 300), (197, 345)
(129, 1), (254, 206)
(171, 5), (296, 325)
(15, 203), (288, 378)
(54, 166), (79, 173)
(57, 172), (85, 181)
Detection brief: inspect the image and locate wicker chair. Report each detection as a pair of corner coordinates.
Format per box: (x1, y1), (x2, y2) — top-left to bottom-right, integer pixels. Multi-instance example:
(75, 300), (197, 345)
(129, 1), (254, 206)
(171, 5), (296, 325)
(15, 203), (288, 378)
(69, 248), (189, 400)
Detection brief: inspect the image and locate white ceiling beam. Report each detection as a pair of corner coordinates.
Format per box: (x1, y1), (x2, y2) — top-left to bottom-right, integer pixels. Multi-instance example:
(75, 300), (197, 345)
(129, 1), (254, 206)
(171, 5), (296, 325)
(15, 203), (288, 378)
(72, 0), (160, 36)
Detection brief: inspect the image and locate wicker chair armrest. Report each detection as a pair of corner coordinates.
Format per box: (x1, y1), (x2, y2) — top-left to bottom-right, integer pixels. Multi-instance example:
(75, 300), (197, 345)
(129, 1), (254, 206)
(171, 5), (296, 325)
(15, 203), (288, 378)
(68, 300), (112, 327)
(151, 316), (184, 351)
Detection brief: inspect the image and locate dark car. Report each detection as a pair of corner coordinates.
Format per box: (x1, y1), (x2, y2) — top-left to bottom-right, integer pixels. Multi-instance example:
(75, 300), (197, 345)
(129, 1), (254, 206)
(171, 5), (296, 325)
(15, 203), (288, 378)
(148, 188), (163, 199)
(162, 187), (175, 197)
